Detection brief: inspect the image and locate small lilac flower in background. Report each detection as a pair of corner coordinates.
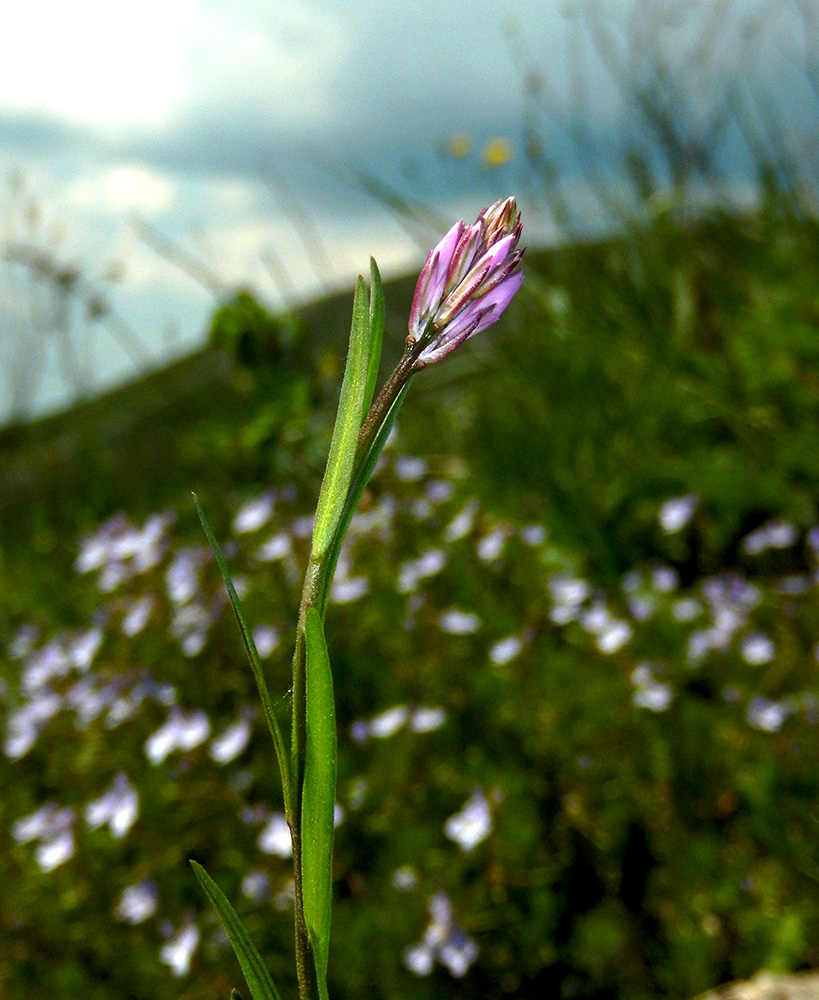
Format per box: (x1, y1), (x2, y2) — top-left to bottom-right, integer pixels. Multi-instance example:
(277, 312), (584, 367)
(445, 499), (479, 541)
(740, 631), (776, 665)
(160, 917), (200, 977)
(116, 879), (158, 924)
(368, 704), (409, 738)
(409, 706), (447, 733)
(241, 870), (272, 903)
(258, 812), (293, 858)
(209, 715), (252, 764)
(12, 803), (76, 872)
(84, 772), (139, 839)
(658, 493), (699, 533)
(631, 664), (674, 713)
(144, 709), (211, 765)
(394, 456), (428, 481)
(251, 624), (280, 658)
(403, 892), (479, 979)
(489, 634), (524, 666)
(121, 595), (155, 636)
(232, 492), (275, 534)
(741, 519), (797, 555)
(444, 788), (493, 852)
(438, 608), (481, 635)
(407, 197), (524, 366)
(747, 696), (793, 733)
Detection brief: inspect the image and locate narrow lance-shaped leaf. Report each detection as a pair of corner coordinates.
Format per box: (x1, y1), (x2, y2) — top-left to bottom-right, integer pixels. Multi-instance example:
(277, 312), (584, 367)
(190, 861), (283, 1000)
(193, 494), (292, 821)
(312, 275), (375, 558)
(364, 257), (384, 418)
(301, 606), (337, 994)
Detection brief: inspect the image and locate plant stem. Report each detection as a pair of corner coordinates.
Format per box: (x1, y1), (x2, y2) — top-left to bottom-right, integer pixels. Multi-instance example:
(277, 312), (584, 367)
(291, 554), (322, 1000)
(288, 337), (424, 1000)
(356, 339), (422, 461)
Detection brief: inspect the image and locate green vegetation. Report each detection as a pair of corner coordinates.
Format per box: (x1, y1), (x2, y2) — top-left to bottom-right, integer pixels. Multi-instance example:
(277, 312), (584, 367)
(3, 196), (819, 1000)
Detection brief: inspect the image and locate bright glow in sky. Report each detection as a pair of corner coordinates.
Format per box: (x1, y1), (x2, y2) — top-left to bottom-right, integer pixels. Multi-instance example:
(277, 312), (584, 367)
(0, 1), (191, 125)
(0, 0), (347, 127)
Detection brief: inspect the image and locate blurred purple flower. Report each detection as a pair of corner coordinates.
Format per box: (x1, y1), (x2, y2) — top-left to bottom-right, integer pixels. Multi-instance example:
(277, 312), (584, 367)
(403, 892), (479, 979)
(115, 879), (158, 924)
(408, 197), (524, 365)
(84, 772), (139, 839)
(444, 788), (492, 852)
(160, 917), (200, 977)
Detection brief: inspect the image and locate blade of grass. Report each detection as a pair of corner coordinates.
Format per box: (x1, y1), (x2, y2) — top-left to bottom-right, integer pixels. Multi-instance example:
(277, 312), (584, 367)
(193, 493), (292, 821)
(312, 273), (377, 558)
(301, 607), (336, 998)
(191, 861), (283, 1000)
(364, 257), (384, 417)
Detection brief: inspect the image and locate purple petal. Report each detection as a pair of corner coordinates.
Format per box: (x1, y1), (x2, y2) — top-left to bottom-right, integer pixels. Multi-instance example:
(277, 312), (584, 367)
(435, 232), (521, 326)
(408, 220), (464, 340)
(444, 221), (484, 294)
(434, 261), (492, 327)
(422, 269), (524, 363)
(474, 247), (525, 297)
(472, 269), (524, 327)
(417, 311), (483, 365)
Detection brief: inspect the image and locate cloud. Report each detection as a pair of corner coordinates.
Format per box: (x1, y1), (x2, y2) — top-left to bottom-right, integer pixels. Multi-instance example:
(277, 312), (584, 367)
(0, 0), (533, 181)
(0, 0), (810, 421)
(0, 0), (191, 127)
(65, 167), (176, 215)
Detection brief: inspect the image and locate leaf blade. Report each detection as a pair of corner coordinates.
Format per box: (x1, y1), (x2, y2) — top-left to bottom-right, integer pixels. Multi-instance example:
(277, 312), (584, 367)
(301, 606), (337, 990)
(312, 276), (372, 557)
(194, 494), (292, 821)
(364, 257), (385, 417)
(190, 861), (283, 1000)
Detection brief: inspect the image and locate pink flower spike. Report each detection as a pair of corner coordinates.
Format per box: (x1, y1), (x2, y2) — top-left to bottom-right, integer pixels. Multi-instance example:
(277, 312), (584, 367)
(407, 197), (524, 366)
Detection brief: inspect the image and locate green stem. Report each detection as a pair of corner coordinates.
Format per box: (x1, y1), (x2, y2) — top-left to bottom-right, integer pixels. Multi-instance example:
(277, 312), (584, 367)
(356, 339), (422, 463)
(291, 554), (321, 1000)
(289, 337), (424, 1000)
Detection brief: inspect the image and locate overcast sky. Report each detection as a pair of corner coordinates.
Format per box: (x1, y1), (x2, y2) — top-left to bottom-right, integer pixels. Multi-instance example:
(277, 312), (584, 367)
(0, 0), (811, 418)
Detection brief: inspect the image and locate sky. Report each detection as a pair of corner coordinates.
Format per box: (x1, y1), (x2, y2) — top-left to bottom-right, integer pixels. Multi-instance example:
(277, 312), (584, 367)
(0, 0), (811, 419)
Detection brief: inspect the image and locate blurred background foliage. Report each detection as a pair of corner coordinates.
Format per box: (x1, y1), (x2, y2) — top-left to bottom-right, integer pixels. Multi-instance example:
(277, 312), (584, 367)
(4, 2), (819, 999)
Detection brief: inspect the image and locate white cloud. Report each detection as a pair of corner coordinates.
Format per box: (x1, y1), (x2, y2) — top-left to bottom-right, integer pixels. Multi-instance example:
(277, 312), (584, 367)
(0, 0), (806, 424)
(0, 1), (193, 126)
(65, 167), (176, 215)
(0, 0), (344, 132)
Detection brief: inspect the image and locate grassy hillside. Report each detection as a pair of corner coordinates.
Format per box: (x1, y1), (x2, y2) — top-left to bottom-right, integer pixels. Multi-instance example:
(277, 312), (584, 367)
(3, 208), (819, 1000)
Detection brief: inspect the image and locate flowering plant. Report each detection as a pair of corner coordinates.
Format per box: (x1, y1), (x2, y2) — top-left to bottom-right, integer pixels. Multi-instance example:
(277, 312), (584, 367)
(192, 198), (523, 1000)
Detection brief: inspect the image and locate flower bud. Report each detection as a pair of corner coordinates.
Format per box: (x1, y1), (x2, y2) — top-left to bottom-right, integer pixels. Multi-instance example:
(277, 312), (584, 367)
(407, 197), (524, 366)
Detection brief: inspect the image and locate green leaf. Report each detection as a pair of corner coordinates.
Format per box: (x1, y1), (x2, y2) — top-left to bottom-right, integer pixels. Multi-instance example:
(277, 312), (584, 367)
(193, 493), (292, 821)
(317, 378), (413, 615)
(364, 257), (384, 417)
(190, 861), (283, 1000)
(312, 275), (373, 558)
(301, 606), (337, 992)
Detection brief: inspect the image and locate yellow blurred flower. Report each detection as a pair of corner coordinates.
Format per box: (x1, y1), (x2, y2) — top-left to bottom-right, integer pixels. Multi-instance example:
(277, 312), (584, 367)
(481, 138), (514, 168)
